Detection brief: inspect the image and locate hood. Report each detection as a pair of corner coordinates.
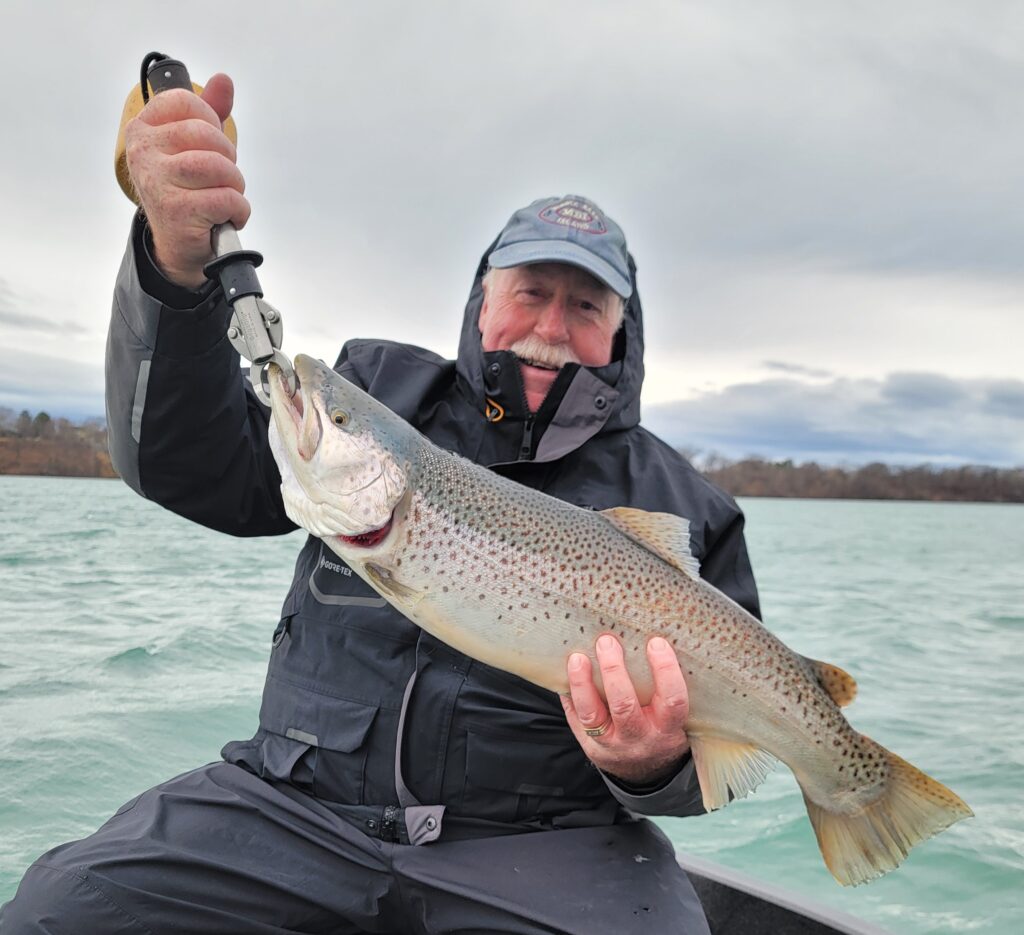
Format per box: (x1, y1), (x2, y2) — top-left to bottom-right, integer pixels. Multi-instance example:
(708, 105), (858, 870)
(455, 233), (646, 462)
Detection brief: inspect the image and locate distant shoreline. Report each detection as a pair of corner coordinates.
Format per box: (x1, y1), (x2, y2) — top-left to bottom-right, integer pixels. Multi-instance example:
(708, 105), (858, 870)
(2, 438), (1020, 503)
(701, 457), (1023, 504)
(0, 437), (116, 479)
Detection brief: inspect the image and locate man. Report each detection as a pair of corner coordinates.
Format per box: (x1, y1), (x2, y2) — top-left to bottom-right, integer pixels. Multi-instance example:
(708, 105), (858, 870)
(2, 76), (760, 933)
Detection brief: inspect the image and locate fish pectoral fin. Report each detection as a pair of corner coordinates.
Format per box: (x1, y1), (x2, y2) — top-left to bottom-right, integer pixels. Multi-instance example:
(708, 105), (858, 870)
(689, 733), (776, 811)
(803, 657), (858, 707)
(599, 507), (701, 579)
(364, 563), (423, 608)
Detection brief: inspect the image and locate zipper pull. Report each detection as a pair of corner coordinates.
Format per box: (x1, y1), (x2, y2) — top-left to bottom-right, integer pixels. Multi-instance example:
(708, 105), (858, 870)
(519, 418), (534, 460)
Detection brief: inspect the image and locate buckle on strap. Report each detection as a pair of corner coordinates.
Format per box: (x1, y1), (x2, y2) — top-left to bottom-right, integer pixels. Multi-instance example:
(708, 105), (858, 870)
(380, 805), (400, 843)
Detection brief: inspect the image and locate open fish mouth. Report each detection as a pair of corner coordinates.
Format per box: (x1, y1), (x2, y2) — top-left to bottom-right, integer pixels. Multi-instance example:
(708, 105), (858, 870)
(272, 364), (322, 461)
(337, 512), (394, 548)
(272, 362), (304, 419)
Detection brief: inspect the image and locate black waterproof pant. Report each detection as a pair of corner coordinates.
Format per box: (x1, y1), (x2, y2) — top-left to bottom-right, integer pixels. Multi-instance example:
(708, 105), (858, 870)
(1, 762), (710, 934)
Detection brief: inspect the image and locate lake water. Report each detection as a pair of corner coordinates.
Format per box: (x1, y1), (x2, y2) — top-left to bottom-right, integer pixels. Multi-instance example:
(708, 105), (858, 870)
(0, 476), (1021, 932)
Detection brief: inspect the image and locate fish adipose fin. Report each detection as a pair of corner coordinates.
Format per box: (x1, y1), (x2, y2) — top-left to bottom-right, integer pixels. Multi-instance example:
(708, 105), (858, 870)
(803, 657), (858, 707)
(600, 507), (701, 579)
(689, 733), (776, 811)
(803, 738), (974, 886)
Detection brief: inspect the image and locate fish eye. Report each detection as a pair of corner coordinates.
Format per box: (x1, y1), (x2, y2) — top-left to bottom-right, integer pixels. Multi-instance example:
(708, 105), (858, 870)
(331, 409), (350, 427)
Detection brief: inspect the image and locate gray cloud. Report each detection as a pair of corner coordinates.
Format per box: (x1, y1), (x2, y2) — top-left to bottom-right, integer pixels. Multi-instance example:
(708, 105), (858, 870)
(985, 381), (1024, 419)
(762, 361), (833, 379)
(0, 351), (104, 420)
(0, 279), (88, 335)
(0, 309), (88, 336)
(879, 372), (968, 410)
(642, 372), (1024, 467)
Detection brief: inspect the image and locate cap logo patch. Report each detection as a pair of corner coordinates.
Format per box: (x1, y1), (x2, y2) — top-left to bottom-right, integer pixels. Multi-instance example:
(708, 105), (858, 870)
(539, 198), (608, 235)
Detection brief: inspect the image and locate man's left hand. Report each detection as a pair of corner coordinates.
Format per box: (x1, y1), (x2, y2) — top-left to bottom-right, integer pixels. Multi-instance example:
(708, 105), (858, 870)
(561, 634), (691, 786)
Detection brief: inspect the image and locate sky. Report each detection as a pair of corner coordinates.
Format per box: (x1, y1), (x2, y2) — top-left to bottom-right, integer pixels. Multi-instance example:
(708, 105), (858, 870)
(1, 0), (1021, 466)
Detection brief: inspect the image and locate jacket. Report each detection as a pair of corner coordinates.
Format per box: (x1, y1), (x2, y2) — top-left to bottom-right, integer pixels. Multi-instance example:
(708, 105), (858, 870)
(106, 214), (762, 843)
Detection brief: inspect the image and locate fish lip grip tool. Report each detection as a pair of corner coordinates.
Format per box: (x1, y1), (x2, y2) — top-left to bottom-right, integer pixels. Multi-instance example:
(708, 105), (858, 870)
(118, 52), (295, 404)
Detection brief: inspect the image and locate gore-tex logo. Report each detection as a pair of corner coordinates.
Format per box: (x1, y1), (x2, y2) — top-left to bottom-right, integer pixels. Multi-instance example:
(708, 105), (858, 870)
(319, 553), (352, 577)
(539, 198), (608, 235)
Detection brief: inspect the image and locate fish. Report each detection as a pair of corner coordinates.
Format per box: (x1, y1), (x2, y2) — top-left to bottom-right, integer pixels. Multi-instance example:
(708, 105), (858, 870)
(266, 353), (973, 886)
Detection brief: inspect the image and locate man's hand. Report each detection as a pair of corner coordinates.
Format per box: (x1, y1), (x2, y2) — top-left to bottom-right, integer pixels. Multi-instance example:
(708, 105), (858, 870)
(124, 73), (249, 289)
(561, 634), (691, 786)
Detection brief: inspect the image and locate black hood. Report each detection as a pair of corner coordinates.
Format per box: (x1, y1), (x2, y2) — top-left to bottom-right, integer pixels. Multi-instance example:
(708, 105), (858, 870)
(454, 235), (646, 461)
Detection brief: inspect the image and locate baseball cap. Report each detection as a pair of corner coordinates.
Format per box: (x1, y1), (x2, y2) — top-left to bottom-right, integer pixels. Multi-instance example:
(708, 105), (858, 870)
(487, 195), (633, 299)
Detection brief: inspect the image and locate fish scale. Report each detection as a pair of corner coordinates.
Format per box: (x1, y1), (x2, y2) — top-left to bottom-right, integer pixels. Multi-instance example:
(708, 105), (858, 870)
(268, 353), (973, 887)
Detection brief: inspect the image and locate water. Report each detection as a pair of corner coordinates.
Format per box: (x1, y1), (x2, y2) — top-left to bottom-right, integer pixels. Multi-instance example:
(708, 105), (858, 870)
(0, 476), (1021, 932)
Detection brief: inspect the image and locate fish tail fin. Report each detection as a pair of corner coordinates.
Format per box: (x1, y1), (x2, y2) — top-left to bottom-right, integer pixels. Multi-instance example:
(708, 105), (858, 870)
(802, 736), (973, 886)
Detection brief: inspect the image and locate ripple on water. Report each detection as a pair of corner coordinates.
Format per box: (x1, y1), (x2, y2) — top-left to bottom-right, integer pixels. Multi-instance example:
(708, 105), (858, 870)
(102, 645), (164, 669)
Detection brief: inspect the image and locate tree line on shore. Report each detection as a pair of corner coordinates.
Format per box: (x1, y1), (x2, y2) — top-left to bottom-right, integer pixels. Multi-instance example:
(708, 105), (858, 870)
(697, 454), (1024, 503)
(1, 408), (1021, 502)
(0, 408), (115, 478)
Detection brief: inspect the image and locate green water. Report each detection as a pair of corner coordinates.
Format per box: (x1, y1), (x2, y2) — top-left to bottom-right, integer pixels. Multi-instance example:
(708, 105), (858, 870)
(0, 477), (1021, 932)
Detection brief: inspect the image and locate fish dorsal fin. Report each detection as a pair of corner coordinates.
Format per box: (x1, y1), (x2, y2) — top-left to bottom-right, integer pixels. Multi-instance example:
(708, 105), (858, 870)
(600, 507), (701, 579)
(804, 657), (858, 707)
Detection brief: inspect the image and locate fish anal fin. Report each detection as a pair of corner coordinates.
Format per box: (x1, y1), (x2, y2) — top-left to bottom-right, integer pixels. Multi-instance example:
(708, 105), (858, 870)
(802, 737), (973, 886)
(600, 507), (700, 579)
(804, 657), (858, 707)
(689, 733), (776, 811)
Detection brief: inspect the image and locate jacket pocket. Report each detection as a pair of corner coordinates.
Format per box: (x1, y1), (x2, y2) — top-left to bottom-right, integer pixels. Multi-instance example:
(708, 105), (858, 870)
(462, 729), (604, 821)
(258, 676), (379, 804)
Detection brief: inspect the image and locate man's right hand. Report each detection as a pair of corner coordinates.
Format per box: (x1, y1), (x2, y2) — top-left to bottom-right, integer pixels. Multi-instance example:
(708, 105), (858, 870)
(124, 73), (250, 289)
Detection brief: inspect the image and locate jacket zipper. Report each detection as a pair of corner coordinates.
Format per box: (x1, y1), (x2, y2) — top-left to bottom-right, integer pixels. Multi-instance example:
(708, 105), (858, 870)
(518, 417), (534, 460)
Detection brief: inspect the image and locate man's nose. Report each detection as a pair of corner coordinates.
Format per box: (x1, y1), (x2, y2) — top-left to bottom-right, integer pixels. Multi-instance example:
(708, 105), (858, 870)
(534, 300), (571, 343)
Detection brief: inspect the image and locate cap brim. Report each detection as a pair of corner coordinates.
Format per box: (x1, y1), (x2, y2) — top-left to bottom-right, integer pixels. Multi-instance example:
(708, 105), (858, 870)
(487, 240), (632, 299)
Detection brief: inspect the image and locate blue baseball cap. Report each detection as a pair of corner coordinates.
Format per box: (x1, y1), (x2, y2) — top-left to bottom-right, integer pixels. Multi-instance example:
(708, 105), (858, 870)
(487, 195), (633, 299)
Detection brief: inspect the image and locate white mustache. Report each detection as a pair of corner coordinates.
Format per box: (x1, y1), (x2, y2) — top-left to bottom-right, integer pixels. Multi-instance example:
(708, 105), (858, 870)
(508, 335), (581, 370)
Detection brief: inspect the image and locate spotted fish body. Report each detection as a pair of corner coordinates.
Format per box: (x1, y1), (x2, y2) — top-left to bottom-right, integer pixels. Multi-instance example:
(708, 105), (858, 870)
(268, 355), (972, 886)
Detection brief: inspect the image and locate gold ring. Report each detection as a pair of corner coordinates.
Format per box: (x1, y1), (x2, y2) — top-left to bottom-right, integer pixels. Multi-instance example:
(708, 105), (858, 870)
(584, 719), (611, 737)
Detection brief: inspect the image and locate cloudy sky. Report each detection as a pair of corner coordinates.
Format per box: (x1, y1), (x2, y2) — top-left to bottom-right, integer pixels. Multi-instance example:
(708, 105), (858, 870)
(1, 0), (1021, 466)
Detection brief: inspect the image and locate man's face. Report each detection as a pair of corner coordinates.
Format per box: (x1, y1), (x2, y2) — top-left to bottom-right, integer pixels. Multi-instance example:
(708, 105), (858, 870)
(478, 262), (622, 413)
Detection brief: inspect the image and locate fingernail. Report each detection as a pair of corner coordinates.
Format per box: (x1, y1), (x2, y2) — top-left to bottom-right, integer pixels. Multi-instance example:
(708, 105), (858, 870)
(569, 653), (588, 671)
(597, 634), (616, 653)
(650, 636), (669, 653)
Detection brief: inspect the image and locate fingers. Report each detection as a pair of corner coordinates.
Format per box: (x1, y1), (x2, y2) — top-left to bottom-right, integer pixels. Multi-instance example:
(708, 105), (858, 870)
(594, 634), (646, 739)
(646, 636), (690, 734)
(124, 76), (248, 287)
(563, 652), (609, 737)
(141, 118), (238, 163)
(200, 73), (234, 127)
(561, 633), (692, 785)
(168, 149), (245, 194)
(136, 87), (224, 132)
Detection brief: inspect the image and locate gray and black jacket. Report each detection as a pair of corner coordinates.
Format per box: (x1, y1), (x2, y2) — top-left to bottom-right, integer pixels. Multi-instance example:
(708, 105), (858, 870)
(106, 214), (761, 843)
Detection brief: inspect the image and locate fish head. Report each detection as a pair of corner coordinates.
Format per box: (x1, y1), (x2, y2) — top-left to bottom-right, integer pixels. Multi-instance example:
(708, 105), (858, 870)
(268, 354), (409, 545)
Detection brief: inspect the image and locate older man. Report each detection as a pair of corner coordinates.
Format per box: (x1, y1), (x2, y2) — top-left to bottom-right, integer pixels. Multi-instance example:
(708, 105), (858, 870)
(1, 75), (760, 933)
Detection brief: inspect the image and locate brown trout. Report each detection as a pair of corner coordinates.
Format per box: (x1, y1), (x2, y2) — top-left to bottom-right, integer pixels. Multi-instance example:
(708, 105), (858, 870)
(267, 354), (972, 886)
